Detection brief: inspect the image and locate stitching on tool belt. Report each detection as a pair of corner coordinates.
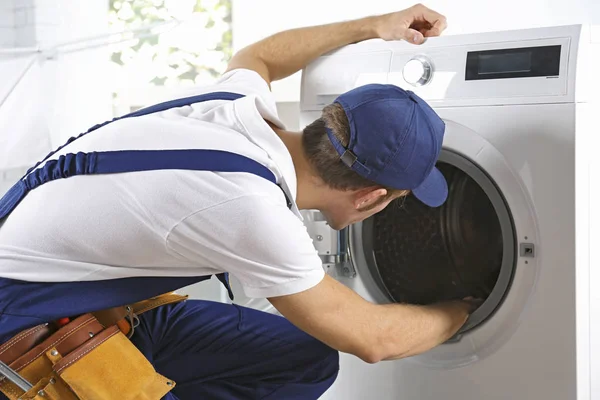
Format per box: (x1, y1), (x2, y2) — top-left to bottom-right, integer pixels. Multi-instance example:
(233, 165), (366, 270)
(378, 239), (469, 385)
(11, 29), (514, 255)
(1, 316), (96, 377)
(56, 321), (103, 355)
(0, 325), (46, 355)
(55, 327), (119, 374)
(33, 317), (95, 357)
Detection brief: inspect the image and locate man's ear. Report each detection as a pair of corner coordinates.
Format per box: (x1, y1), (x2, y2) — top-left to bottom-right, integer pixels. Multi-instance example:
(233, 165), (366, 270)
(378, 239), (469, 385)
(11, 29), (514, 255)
(353, 187), (388, 210)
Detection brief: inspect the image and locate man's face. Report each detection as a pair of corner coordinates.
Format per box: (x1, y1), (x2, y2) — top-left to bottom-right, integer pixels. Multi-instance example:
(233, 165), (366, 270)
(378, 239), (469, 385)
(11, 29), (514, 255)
(320, 193), (398, 231)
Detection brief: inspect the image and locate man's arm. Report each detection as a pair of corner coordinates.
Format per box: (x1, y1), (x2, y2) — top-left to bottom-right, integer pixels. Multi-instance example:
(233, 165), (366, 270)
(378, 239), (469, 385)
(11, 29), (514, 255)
(269, 275), (473, 363)
(225, 4), (447, 87)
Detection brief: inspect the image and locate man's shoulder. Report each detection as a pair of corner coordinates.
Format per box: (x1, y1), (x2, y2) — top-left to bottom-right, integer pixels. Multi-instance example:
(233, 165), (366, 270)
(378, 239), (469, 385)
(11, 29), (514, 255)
(157, 68), (274, 104)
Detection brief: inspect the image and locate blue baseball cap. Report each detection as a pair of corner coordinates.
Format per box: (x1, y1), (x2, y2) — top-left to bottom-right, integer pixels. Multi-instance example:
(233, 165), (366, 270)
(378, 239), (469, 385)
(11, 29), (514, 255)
(325, 84), (448, 207)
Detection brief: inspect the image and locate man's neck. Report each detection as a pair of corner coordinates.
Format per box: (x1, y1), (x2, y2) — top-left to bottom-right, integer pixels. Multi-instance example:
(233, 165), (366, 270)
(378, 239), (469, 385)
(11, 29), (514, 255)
(270, 125), (323, 210)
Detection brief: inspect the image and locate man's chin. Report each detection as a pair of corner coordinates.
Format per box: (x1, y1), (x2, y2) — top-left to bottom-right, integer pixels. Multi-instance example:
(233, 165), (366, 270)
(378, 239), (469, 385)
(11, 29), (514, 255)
(320, 212), (349, 231)
(326, 220), (348, 231)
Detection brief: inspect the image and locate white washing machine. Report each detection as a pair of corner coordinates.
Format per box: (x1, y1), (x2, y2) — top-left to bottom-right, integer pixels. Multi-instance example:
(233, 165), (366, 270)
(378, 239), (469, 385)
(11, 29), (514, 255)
(296, 25), (599, 400)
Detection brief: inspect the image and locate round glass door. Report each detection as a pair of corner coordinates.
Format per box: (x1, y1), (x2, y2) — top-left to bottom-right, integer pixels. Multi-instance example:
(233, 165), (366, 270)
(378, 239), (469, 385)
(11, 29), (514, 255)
(355, 150), (516, 334)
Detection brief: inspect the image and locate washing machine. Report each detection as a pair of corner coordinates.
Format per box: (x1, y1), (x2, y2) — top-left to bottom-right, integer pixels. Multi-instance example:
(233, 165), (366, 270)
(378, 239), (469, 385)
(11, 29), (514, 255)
(296, 25), (599, 400)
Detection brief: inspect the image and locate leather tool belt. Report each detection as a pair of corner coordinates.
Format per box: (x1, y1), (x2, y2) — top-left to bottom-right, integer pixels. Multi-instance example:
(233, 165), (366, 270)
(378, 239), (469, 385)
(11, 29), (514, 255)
(0, 293), (188, 400)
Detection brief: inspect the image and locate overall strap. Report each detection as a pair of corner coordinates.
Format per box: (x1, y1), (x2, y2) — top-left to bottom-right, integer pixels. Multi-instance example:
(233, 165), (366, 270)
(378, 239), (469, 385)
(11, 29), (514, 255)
(0, 149), (276, 221)
(25, 91), (246, 177)
(0, 92), (277, 221)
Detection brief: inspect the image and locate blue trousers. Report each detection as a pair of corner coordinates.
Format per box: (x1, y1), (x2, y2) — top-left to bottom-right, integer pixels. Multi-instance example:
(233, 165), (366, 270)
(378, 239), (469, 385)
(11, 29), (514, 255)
(0, 300), (339, 400)
(132, 300), (339, 399)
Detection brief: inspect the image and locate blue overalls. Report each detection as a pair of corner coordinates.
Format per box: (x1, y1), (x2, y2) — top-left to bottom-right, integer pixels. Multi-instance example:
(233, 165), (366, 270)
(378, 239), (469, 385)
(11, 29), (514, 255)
(0, 93), (339, 399)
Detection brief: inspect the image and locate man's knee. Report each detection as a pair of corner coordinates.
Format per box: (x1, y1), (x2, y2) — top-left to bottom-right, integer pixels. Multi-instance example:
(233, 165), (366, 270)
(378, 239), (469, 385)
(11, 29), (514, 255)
(308, 341), (340, 384)
(301, 344), (339, 398)
(322, 346), (340, 381)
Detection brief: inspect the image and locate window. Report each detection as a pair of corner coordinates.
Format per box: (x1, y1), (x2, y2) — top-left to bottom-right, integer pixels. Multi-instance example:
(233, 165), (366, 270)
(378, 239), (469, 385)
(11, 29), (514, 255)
(108, 0), (232, 115)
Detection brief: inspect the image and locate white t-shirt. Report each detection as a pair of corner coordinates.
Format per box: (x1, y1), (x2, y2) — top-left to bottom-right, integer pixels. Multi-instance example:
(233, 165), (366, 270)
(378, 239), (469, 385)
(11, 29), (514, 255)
(0, 69), (324, 299)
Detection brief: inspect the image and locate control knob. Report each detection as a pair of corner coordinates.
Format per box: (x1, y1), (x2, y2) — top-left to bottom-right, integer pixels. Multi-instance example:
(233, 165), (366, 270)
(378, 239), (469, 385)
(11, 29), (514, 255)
(402, 56), (433, 86)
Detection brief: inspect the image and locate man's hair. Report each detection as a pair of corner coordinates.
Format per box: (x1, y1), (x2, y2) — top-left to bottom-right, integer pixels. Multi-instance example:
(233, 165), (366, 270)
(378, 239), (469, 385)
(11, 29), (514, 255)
(302, 103), (409, 208)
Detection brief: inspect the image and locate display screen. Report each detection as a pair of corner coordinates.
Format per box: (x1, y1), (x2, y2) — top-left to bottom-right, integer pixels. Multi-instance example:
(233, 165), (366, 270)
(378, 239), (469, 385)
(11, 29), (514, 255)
(466, 45), (561, 81)
(478, 51), (532, 75)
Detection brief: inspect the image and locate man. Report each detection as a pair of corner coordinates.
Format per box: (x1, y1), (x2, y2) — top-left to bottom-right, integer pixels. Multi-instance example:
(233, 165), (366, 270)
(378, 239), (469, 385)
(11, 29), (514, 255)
(0, 4), (477, 399)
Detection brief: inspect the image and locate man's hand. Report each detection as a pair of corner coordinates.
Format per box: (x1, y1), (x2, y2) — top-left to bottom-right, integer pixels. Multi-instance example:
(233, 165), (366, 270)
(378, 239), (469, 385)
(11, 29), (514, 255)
(269, 275), (475, 364)
(462, 296), (485, 312)
(375, 4), (448, 44)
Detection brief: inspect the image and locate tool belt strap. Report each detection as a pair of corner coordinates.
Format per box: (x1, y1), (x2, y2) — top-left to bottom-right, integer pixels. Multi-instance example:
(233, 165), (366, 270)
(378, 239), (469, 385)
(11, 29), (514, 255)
(92, 292), (189, 337)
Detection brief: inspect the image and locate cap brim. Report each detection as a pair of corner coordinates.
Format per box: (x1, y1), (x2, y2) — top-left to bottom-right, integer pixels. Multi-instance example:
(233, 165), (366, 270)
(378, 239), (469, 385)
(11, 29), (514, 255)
(412, 167), (448, 207)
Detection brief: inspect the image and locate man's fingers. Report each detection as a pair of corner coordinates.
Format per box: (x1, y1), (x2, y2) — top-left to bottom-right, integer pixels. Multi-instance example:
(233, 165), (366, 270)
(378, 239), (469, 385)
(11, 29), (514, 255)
(412, 4), (447, 37)
(377, 4), (446, 42)
(416, 3), (447, 25)
(463, 297), (485, 313)
(404, 28), (425, 44)
(424, 19), (447, 37)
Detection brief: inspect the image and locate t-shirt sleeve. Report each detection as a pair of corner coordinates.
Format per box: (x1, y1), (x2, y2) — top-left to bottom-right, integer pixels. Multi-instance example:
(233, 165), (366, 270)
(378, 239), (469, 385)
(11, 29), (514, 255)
(214, 68), (283, 128)
(214, 68), (276, 109)
(165, 194), (325, 298)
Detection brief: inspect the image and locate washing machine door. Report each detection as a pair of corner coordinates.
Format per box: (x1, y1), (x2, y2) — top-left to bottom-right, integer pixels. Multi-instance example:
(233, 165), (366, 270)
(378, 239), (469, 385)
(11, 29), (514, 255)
(357, 149), (514, 334)
(347, 120), (539, 368)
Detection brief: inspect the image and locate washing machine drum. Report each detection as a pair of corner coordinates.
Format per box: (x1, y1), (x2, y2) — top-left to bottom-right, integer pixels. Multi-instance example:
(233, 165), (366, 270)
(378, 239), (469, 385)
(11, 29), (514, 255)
(362, 160), (513, 308)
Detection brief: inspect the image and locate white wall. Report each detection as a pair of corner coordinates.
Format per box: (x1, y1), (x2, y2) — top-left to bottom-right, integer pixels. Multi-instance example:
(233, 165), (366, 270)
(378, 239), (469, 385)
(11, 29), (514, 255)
(0, 0), (16, 48)
(0, 0), (40, 196)
(232, 0), (598, 112)
(32, 0), (112, 148)
(0, 0), (111, 197)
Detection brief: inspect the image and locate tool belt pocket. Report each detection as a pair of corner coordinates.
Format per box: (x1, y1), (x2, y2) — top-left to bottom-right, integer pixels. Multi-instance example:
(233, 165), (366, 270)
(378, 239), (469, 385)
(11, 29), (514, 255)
(54, 325), (174, 400)
(0, 311), (180, 400)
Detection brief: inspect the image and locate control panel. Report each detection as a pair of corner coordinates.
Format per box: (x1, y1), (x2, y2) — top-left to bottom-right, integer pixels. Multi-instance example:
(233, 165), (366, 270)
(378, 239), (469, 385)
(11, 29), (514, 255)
(300, 25), (580, 110)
